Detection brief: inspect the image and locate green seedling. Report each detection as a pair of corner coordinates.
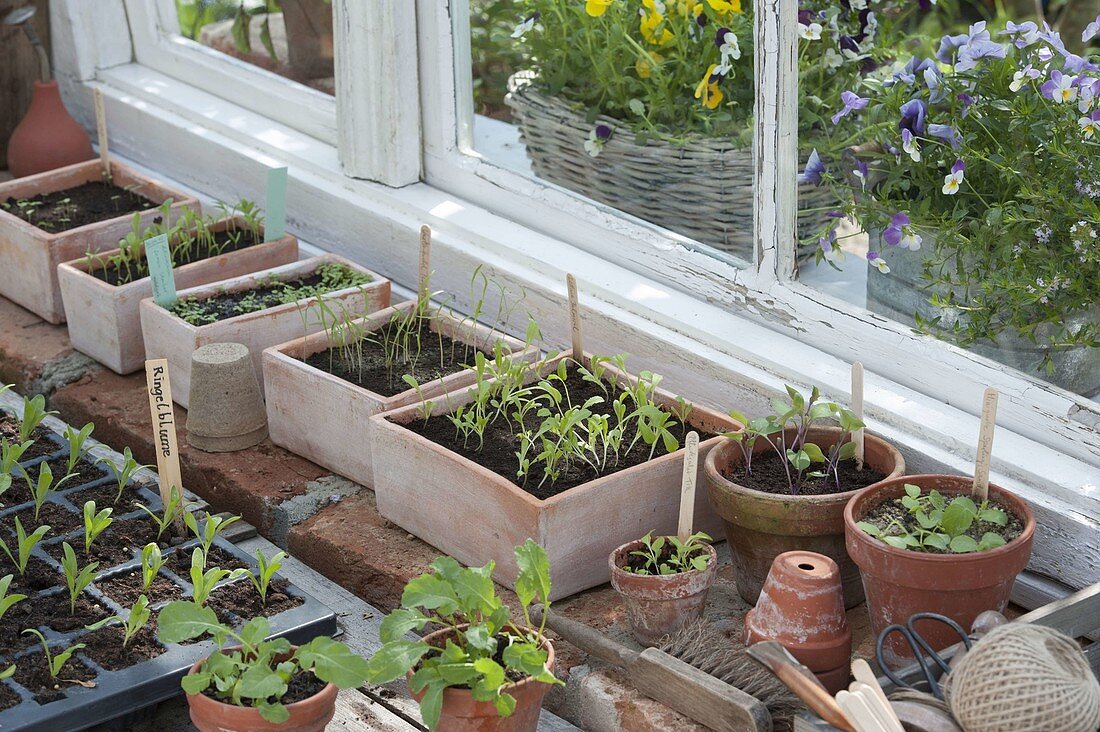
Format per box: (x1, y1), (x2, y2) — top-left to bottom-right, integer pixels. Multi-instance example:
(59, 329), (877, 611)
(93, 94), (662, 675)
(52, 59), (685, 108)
(136, 486), (185, 540)
(82, 501), (113, 556)
(26, 462), (76, 522)
(21, 629), (85, 679)
(0, 574), (28, 620)
(140, 542), (165, 592)
(61, 542), (99, 615)
(0, 664), (12, 681)
(624, 531), (713, 575)
(247, 550), (287, 606)
(97, 446), (152, 504)
(0, 518), (50, 575)
(86, 594), (152, 648)
(62, 422), (94, 476)
(183, 511), (241, 558)
(857, 484), (1010, 553)
(189, 548), (247, 606)
(18, 394), (56, 443)
(0, 438), (33, 499)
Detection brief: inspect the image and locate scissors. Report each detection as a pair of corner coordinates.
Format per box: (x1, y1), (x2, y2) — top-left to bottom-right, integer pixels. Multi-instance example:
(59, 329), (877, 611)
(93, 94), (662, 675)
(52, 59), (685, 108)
(875, 612), (971, 700)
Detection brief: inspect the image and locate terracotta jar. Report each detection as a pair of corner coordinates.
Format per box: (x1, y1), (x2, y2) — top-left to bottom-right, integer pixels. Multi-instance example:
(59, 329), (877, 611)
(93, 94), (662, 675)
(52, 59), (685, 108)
(705, 426), (905, 608)
(7, 81), (94, 178)
(411, 625), (556, 731)
(609, 539), (718, 646)
(844, 474), (1035, 666)
(185, 648), (337, 732)
(744, 551), (852, 694)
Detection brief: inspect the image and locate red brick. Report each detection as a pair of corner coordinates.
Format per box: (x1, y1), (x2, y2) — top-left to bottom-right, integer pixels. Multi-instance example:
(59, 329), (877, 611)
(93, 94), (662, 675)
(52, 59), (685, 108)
(0, 295), (79, 393)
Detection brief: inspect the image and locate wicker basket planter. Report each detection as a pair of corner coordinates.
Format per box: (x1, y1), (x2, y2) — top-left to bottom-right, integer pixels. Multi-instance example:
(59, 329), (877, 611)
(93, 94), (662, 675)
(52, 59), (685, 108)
(505, 72), (833, 260)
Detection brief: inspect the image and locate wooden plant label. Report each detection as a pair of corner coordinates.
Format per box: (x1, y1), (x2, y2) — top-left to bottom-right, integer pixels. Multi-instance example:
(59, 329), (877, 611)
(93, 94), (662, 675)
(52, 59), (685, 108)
(93, 88), (110, 179)
(852, 361), (865, 470)
(265, 166), (288, 242)
(419, 225), (432, 302)
(566, 273), (583, 358)
(145, 359), (185, 527)
(677, 431), (700, 541)
(145, 233), (177, 307)
(972, 387), (998, 502)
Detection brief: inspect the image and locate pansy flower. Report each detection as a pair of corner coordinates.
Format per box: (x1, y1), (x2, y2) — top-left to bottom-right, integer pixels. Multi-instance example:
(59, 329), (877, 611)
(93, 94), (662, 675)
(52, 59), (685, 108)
(824, 48), (844, 69)
(955, 38), (1006, 72)
(898, 98), (927, 136)
(799, 22), (823, 41)
(705, 0), (741, 14)
(1081, 110), (1100, 140)
(923, 66), (947, 103)
(883, 213), (922, 251)
(853, 160), (870, 190)
(1085, 14), (1100, 44)
(511, 12), (540, 39)
(1010, 64), (1041, 92)
(640, 0), (673, 46)
(694, 64), (724, 109)
(893, 57), (933, 87)
(942, 159), (965, 195)
(585, 0), (613, 17)
(832, 90), (869, 124)
(866, 251), (890, 274)
(1002, 20), (1039, 48)
(584, 124), (612, 157)
(714, 27), (741, 74)
(901, 129), (921, 162)
(929, 123), (962, 149)
(800, 149), (825, 186)
(957, 93), (976, 117)
(1041, 70), (1078, 103)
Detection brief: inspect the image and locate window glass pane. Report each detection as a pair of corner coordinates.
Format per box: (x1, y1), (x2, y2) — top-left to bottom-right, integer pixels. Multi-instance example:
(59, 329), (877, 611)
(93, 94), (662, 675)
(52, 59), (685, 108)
(464, 0), (758, 265)
(174, 1), (334, 95)
(796, 0), (1100, 399)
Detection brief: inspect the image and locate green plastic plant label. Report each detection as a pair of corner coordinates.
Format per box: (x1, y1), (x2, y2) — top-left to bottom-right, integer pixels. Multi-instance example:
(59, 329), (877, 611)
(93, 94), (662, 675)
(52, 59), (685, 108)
(266, 166), (288, 242)
(145, 233), (177, 307)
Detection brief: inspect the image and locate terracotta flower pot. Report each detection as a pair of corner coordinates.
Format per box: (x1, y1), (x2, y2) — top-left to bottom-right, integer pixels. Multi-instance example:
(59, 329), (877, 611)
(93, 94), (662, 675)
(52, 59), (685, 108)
(608, 539), (717, 646)
(185, 647), (338, 732)
(743, 551), (851, 694)
(410, 625), (555, 732)
(705, 426), (905, 608)
(7, 80), (94, 178)
(844, 474), (1035, 666)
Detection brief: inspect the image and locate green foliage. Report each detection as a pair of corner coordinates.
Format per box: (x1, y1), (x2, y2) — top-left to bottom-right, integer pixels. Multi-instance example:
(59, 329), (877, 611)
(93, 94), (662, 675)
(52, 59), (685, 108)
(0, 438), (34, 501)
(27, 461), (75, 522)
(136, 486), (185, 541)
(0, 518), (50, 576)
(19, 394), (56, 443)
(21, 629), (85, 679)
(184, 511), (241, 558)
(158, 602), (369, 723)
(0, 574), (28, 621)
(97, 446), (151, 504)
(247, 549), (287, 606)
(0, 664), (13, 681)
(82, 500), (113, 555)
(141, 542), (165, 592)
(86, 594), (152, 648)
(61, 542), (99, 615)
(623, 531), (712, 575)
(190, 548), (248, 606)
(367, 540), (561, 730)
(62, 422), (94, 476)
(857, 483), (1010, 553)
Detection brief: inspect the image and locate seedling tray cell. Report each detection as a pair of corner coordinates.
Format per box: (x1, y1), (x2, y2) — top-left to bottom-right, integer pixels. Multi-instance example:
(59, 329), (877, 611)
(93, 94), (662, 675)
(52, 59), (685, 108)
(0, 398), (337, 731)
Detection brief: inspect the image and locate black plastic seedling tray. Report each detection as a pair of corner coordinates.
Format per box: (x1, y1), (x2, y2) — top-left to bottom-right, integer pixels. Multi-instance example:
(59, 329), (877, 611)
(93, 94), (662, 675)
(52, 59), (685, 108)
(0, 405), (338, 732)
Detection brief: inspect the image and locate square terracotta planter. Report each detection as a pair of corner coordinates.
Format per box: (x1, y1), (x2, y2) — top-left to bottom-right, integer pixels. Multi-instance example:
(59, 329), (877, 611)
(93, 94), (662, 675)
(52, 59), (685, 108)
(263, 300), (539, 488)
(369, 351), (740, 600)
(57, 218), (299, 375)
(139, 254), (390, 409)
(0, 159), (197, 324)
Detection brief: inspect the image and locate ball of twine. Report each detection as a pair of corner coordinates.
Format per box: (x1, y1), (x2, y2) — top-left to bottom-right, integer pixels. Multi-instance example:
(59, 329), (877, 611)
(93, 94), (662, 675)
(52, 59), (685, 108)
(945, 623), (1100, 732)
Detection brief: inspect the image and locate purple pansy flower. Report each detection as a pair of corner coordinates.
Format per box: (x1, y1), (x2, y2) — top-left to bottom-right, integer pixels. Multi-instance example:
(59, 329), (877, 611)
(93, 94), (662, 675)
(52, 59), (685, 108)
(898, 98), (927, 135)
(800, 149), (826, 186)
(1002, 20), (1039, 48)
(929, 123), (962, 149)
(832, 90), (869, 124)
(955, 38), (1006, 72)
(957, 92), (976, 117)
(883, 212), (922, 250)
(901, 129), (921, 162)
(1085, 14), (1100, 44)
(853, 159), (870, 189)
(1041, 70), (1078, 103)
(942, 159), (966, 195)
(924, 66), (947, 103)
(866, 250), (890, 273)
(893, 57), (933, 87)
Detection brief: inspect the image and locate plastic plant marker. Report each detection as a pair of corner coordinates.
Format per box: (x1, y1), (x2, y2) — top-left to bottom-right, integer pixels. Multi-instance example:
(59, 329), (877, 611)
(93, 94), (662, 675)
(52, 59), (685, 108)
(852, 362), (865, 470)
(265, 166), (288, 242)
(93, 88), (110, 179)
(144, 358), (186, 534)
(972, 387), (998, 502)
(567, 273), (583, 358)
(418, 224), (431, 302)
(145, 233), (177, 308)
(677, 431), (700, 541)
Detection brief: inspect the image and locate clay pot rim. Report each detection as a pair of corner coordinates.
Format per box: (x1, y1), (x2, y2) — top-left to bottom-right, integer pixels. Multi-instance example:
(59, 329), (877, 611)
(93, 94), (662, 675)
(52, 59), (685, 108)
(705, 426), (905, 504)
(608, 537), (718, 579)
(185, 645), (338, 710)
(411, 623), (556, 696)
(843, 474), (1036, 563)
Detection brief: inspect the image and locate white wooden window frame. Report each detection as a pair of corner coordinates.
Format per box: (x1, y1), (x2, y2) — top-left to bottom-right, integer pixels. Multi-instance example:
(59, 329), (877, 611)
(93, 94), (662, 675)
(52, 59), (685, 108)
(48, 0), (1100, 586)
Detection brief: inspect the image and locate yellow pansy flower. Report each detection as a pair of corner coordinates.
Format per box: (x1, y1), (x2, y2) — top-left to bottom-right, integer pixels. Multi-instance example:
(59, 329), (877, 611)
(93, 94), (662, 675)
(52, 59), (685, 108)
(694, 64), (724, 109)
(706, 0), (741, 14)
(640, 2), (674, 45)
(635, 51), (664, 78)
(585, 0), (614, 17)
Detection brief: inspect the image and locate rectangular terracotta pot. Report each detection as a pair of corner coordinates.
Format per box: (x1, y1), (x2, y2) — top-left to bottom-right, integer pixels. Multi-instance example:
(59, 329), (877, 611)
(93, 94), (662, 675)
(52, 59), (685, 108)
(369, 350), (739, 600)
(57, 218), (299, 375)
(139, 254), (390, 409)
(0, 159), (198, 324)
(262, 300), (539, 488)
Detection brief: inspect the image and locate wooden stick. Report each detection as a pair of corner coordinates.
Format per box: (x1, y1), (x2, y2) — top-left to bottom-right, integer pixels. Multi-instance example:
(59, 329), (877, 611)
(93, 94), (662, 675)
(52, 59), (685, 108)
(677, 431), (700, 541)
(566, 273), (583, 359)
(145, 359), (186, 534)
(93, 88), (110, 180)
(418, 225), (432, 303)
(972, 387), (998, 502)
(852, 362), (865, 470)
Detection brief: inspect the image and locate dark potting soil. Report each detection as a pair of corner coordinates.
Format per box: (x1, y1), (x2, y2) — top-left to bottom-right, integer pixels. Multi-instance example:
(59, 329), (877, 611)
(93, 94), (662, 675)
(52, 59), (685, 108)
(0, 556), (61, 595)
(89, 228), (261, 286)
(303, 321), (482, 398)
(401, 367), (700, 499)
(95, 569), (183, 607)
(2, 181), (160, 234)
(0, 681), (19, 712)
(62, 480), (145, 512)
(623, 541), (709, 574)
(721, 448), (886, 496)
(46, 517), (159, 568)
(860, 495), (1025, 553)
(8, 501), (82, 535)
(199, 669), (326, 705)
(165, 545), (249, 575)
(208, 579), (303, 620)
(11, 654), (97, 705)
(167, 264), (372, 326)
(8, 456), (111, 505)
(81, 625), (166, 671)
(11, 592), (111, 634)
(0, 417), (58, 462)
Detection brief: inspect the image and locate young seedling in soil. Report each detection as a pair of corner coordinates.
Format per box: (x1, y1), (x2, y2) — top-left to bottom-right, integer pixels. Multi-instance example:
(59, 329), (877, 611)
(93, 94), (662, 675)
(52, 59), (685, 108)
(26, 462), (78, 522)
(61, 543), (99, 615)
(0, 519), (51, 575)
(0, 438), (33, 499)
(140, 543), (165, 593)
(20, 630), (85, 681)
(135, 486), (185, 542)
(247, 550), (287, 606)
(623, 531), (713, 576)
(18, 394), (56, 443)
(82, 501), (113, 556)
(86, 594), (152, 648)
(0, 574), (28, 621)
(0, 664), (12, 682)
(97, 446), (151, 504)
(189, 548), (247, 607)
(183, 511), (241, 558)
(61, 423), (94, 476)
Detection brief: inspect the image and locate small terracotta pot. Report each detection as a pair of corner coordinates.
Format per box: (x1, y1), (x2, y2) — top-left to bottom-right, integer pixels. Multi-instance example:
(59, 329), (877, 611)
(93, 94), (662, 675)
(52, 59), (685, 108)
(7, 81), (94, 178)
(744, 551), (851, 694)
(608, 539), (718, 646)
(705, 426), (905, 608)
(185, 646), (338, 732)
(844, 475), (1035, 667)
(410, 625), (555, 732)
